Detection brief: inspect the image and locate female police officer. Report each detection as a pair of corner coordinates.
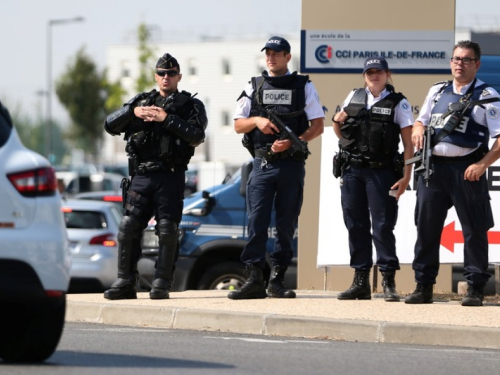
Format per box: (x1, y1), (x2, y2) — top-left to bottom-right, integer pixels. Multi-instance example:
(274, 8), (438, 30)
(332, 56), (414, 302)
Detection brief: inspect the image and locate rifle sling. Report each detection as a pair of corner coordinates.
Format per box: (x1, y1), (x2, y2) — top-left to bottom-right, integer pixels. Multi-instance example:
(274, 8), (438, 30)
(431, 96), (500, 147)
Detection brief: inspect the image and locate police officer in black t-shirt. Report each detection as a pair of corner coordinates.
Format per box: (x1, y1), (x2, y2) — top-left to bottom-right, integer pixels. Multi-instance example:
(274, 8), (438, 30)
(103, 53), (207, 300)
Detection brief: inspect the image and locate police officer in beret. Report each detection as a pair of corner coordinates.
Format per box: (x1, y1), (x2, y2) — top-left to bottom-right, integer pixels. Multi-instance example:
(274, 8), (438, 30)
(103, 53), (207, 300)
(333, 56), (414, 302)
(406, 41), (500, 306)
(229, 36), (325, 300)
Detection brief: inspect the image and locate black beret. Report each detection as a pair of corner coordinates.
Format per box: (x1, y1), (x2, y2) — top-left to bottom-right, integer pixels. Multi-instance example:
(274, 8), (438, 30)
(156, 53), (179, 69)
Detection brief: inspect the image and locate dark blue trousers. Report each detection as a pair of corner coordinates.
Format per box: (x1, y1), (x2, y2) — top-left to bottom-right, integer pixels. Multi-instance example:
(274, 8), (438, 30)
(413, 160), (493, 287)
(241, 157), (305, 268)
(340, 166), (400, 272)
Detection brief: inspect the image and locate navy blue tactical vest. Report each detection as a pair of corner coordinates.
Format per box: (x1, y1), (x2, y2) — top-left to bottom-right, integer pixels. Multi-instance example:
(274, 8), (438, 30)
(430, 82), (490, 148)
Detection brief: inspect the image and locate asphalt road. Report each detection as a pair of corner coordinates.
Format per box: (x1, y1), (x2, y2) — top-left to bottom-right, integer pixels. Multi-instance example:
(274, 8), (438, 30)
(2, 322), (500, 374)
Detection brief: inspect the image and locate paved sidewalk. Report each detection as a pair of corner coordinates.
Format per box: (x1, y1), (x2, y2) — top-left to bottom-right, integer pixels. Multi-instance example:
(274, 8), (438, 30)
(67, 290), (500, 350)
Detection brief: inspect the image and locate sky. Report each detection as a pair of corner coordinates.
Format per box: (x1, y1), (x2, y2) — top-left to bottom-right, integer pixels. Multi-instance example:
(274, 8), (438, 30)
(1, 0), (499, 124)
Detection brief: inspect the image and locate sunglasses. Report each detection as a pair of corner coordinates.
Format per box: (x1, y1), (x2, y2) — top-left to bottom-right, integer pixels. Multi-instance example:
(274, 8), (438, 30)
(156, 69), (179, 77)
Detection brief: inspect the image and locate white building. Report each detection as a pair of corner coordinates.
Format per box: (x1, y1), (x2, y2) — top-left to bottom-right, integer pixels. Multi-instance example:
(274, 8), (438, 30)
(102, 35), (301, 173)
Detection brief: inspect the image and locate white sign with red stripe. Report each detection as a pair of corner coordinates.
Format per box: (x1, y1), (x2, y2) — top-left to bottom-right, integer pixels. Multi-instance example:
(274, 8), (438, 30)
(317, 127), (500, 267)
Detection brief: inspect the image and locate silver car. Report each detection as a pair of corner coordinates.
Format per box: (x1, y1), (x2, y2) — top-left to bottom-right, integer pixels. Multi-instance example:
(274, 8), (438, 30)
(62, 199), (122, 292)
(0, 100), (70, 362)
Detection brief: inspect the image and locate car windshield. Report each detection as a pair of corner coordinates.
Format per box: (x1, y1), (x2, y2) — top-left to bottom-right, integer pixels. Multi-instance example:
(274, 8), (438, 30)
(64, 210), (108, 229)
(224, 167), (241, 185)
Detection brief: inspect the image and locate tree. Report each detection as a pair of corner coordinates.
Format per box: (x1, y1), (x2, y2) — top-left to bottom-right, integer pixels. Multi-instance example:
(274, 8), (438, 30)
(5, 99), (68, 162)
(55, 47), (109, 161)
(9, 107), (45, 155)
(54, 23), (156, 164)
(103, 77), (126, 113)
(136, 23), (156, 92)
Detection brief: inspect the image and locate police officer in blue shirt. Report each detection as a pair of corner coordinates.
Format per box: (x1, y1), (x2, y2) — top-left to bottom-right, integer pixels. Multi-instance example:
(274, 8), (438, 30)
(228, 36), (325, 300)
(333, 56), (414, 302)
(405, 41), (500, 306)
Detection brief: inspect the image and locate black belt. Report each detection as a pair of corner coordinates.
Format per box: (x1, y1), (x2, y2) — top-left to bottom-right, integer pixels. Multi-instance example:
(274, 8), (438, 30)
(135, 161), (164, 174)
(432, 146), (486, 164)
(254, 148), (289, 162)
(348, 157), (390, 169)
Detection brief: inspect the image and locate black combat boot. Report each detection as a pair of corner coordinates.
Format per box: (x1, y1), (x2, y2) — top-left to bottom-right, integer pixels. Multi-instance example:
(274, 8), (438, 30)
(267, 265), (296, 298)
(150, 277), (172, 300)
(150, 219), (179, 300)
(337, 270), (371, 300)
(103, 273), (138, 300)
(404, 283), (433, 304)
(228, 264), (267, 300)
(381, 271), (400, 302)
(104, 236), (139, 300)
(461, 285), (484, 307)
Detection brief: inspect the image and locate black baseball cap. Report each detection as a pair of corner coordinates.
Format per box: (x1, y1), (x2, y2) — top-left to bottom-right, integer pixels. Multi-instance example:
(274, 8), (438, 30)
(261, 36), (291, 53)
(362, 56), (389, 73)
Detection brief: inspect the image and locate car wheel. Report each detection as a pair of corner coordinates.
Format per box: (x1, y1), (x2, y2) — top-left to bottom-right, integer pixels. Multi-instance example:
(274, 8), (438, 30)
(197, 262), (246, 290)
(0, 295), (66, 363)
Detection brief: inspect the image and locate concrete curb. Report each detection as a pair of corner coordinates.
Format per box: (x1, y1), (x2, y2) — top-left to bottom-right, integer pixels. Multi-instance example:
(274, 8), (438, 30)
(66, 301), (500, 350)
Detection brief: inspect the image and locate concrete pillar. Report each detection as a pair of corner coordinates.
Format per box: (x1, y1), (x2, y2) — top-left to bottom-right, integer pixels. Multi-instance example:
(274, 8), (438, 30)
(298, 0), (456, 293)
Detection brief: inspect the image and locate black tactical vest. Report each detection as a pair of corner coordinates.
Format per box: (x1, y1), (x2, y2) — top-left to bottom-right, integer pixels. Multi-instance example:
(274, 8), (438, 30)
(125, 90), (196, 166)
(340, 86), (405, 159)
(248, 71), (309, 149)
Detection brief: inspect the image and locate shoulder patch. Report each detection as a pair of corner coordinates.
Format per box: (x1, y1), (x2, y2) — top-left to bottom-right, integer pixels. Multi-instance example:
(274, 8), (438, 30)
(400, 101), (411, 112)
(487, 106), (499, 120)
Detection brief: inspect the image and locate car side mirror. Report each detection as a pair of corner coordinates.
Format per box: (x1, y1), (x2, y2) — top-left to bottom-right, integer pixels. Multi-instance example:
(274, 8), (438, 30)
(201, 190), (215, 215)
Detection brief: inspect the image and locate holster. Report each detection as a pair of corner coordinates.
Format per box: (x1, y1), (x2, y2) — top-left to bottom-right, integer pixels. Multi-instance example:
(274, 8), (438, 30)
(393, 152), (404, 179)
(332, 152), (342, 178)
(120, 178), (131, 208)
(242, 134), (255, 158)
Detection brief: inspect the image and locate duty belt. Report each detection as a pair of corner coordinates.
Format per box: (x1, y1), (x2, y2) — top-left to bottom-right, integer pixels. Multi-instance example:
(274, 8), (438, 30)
(135, 161), (163, 174)
(254, 148), (289, 163)
(432, 146), (486, 164)
(348, 157), (390, 169)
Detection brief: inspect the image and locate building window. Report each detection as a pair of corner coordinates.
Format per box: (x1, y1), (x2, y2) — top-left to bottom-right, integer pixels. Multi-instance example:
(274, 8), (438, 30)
(222, 59), (231, 76)
(188, 58), (198, 76)
(121, 61), (131, 78)
(221, 110), (231, 127)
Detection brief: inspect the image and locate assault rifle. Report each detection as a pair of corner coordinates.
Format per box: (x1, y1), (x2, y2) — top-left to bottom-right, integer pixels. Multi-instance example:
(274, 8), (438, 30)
(405, 125), (435, 186)
(406, 96), (499, 186)
(265, 108), (311, 159)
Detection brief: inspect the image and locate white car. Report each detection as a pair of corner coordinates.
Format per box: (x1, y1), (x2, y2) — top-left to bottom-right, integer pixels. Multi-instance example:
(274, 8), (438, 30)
(0, 101), (70, 362)
(62, 199), (122, 291)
